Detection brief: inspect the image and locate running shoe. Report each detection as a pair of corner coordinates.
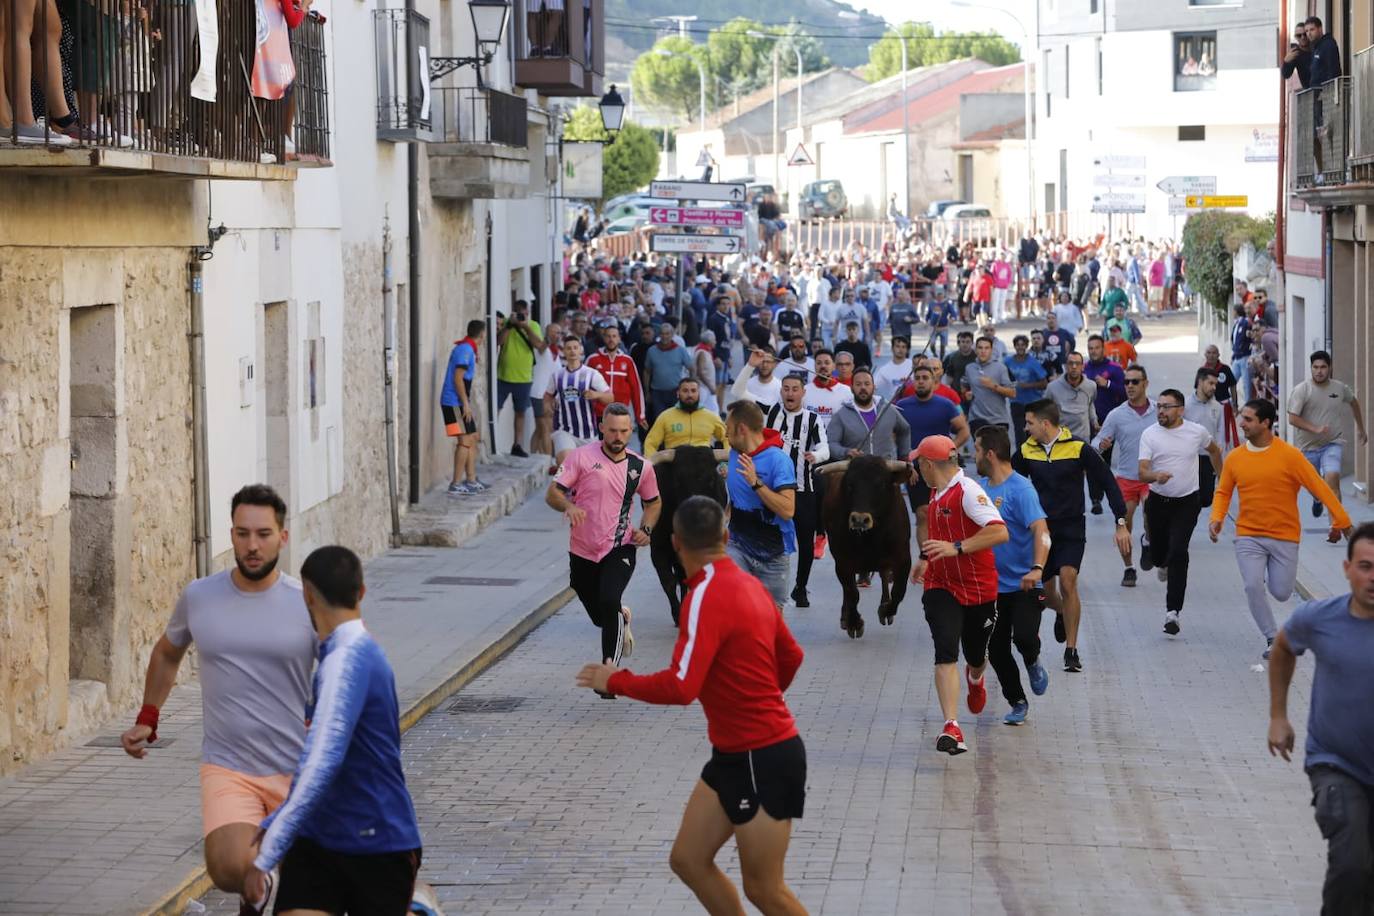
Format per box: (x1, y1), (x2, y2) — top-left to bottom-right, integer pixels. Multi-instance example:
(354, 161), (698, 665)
(1163, 610), (1180, 636)
(1313, 498), (1323, 518)
(791, 585), (810, 608)
(1090, 501), (1104, 515)
(1263, 637), (1274, 660)
(1053, 612), (1066, 644)
(1157, 567), (1168, 582)
(1139, 532), (1153, 571)
(966, 669), (987, 714)
(511, 444), (529, 458)
(238, 872), (273, 916)
(1003, 701), (1029, 726)
(1121, 567), (1137, 587)
(936, 720), (967, 755)
(813, 534), (827, 560)
(1063, 648), (1082, 672)
(447, 482), (473, 496)
(619, 605), (634, 659)
(1028, 661), (1049, 696)
(469, 478), (491, 491)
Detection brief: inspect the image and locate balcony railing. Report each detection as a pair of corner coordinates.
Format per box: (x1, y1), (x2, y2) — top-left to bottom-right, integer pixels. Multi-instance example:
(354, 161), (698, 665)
(432, 87), (528, 147)
(1351, 47), (1374, 184)
(1294, 77), (1351, 189)
(513, 0), (603, 97)
(2, 0), (329, 168)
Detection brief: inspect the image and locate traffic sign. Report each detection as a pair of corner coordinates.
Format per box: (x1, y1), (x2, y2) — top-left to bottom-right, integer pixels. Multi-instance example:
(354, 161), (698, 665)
(1093, 155), (1146, 170)
(1157, 175), (1217, 195)
(787, 144), (813, 166)
(1167, 196), (1201, 215)
(650, 233), (742, 254)
(650, 181), (746, 203)
(1091, 193), (1146, 214)
(1185, 195), (1249, 209)
(649, 206), (746, 229)
(1093, 172), (1145, 188)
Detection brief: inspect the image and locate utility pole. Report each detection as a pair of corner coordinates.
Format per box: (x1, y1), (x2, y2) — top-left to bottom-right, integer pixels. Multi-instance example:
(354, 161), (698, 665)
(651, 15), (697, 39)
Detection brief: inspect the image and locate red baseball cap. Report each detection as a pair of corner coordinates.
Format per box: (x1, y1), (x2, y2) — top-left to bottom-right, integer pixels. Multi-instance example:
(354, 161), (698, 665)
(910, 435), (957, 462)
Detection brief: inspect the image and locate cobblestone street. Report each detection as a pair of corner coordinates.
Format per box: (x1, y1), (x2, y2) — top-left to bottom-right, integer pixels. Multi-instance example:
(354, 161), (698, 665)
(192, 317), (1334, 915)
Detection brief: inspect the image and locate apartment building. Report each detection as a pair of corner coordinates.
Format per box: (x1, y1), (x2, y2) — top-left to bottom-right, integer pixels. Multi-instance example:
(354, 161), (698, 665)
(0, 0), (600, 771)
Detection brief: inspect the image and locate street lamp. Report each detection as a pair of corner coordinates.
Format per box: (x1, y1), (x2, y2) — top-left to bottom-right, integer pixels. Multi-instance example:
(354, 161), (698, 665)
(948, 1), (1036, 224)
(653, 47), (706, 128)
(747, 31), (803, 199)
(599, 85), (625, 135)
(429, 0), (512, 82)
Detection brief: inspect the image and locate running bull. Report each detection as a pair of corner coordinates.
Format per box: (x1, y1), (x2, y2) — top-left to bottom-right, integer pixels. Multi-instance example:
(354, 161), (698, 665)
(817, 455), (913, 638)
(648, 446), (729, 624)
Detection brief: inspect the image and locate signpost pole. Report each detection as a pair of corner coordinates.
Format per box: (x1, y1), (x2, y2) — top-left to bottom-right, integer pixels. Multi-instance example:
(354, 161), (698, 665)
(675, 256), (686, 323)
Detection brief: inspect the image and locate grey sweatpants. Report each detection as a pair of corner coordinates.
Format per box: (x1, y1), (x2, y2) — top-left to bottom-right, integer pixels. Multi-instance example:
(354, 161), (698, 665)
(1233, 535), (1299, 640)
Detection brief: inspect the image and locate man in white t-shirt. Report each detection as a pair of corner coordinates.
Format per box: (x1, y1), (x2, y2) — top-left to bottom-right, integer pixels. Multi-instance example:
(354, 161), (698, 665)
(729, 346), (783, 411)
(803, 349), (853, 431)
(874, 334), (914, 402)
(1137, 387), (1224, 637)
(817, 286), (842, 350)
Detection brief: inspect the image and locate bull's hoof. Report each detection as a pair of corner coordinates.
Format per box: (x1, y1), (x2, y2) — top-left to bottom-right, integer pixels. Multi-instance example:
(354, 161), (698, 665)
(879, 608), (896, 626)
(847, 618), (865, 639)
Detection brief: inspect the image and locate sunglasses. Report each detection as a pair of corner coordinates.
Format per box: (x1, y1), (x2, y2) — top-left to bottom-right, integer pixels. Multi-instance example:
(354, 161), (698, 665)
(1125, 378), (1145, 385)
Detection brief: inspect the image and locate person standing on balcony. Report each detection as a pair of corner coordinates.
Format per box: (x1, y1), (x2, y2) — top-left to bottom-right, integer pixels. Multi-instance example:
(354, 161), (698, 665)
(1280, 25), (1313, 88)
(1305, 17), (1341, 87)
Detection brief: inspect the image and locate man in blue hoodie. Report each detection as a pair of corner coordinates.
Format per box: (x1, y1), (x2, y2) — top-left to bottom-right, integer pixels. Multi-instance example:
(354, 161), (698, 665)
(244, 546), (422, 916)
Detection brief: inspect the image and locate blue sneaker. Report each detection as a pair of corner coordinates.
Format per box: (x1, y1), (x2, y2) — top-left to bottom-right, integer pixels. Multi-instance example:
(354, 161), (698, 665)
(1003, 701), (1029, 726)
(1027, 661), (1049, 696)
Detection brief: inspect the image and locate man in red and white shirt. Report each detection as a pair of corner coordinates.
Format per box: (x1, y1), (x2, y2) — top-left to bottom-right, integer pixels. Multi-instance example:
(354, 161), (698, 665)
(578, 496), (807, 914)
(910, 434), (1009, 755)
(586, 324), (646, 431)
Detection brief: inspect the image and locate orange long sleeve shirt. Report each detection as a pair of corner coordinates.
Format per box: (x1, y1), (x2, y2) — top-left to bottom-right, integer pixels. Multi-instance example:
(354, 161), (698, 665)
(1209, 437), (1351, 541)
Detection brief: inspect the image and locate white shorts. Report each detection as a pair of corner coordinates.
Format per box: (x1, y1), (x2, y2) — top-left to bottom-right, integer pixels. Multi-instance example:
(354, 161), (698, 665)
(553, 430), (596, 454)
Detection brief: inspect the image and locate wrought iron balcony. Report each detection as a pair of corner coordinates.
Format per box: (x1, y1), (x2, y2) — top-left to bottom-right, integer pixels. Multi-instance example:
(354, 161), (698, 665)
(513, 0), (603, 97)
(428, 87), (532, 199)
(1294, 78), (1351, 190)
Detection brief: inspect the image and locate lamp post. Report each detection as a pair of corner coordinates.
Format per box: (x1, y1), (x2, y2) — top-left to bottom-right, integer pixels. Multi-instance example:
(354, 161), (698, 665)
(748, 31), (802, 207)
(948, 2), (1035, 225)
(598, 85), (625, 136)
(428, 0), (512, 84)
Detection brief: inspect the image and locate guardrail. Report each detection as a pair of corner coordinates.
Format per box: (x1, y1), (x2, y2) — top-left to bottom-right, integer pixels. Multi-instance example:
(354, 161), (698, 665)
(2, 0), (329, 165)
(1294, 77), (1351, 189)
(432, 87), (528, 147)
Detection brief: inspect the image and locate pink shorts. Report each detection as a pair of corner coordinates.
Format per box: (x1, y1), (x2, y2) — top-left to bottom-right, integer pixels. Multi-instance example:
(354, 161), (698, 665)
(1115, 476), (1150, 505)
(200, 763), (291, 836)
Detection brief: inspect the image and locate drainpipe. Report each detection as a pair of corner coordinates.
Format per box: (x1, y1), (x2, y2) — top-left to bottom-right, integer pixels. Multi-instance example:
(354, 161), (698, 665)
(188, 254), (212, 577)
(485, 209), (497, 449)
(406, 0), (423, 504)
(382, 216), (402, 546)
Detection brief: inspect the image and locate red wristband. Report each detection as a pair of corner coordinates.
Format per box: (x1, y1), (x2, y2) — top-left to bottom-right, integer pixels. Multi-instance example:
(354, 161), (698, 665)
(136, 704), (160, 743)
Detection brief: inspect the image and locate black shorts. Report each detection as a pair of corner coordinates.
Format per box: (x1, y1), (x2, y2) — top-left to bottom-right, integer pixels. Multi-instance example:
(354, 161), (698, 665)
(273, 838), (421, 916)
(1045, 517), (1086, 578)
(701, 735), (806, 825)
(922, 588), (997, 666)
(907, 475), (931, 513)
(442, 404), (478, 437)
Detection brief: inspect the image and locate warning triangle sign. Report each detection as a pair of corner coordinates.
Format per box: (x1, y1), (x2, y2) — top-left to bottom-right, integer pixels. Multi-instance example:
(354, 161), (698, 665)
(788, 143), (813, 166)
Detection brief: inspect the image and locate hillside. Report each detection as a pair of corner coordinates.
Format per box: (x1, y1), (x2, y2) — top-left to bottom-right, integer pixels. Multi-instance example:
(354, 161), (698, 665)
(604, 0), (885, 81)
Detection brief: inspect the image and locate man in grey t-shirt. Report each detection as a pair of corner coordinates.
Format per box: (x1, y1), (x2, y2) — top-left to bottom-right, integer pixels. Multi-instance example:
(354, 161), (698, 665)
(1287, 350), (1368, 515)
(121, 485), (315, 914)
(963, 337), (1015, 432)
(1046, 351), (1095, 441)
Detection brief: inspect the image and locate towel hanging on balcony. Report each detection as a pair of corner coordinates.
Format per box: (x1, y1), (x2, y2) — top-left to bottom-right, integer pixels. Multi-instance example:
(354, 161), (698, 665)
(191, 0), (219, 102)
(252, 0), (297, 100)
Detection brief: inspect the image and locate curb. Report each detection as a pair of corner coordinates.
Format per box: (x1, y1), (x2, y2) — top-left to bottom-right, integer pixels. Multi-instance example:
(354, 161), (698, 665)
(144, 583), (573, 916)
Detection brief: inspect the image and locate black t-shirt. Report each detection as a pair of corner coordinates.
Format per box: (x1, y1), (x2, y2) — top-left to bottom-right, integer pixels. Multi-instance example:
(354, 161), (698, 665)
(1055, 262), (1074, 286)
(920, 263), (944, 282)
(944, 349), (977, 392)
(776, 308), (806, 339)
(1210, 361), (1237, 403)
(835, 339), (874, 371)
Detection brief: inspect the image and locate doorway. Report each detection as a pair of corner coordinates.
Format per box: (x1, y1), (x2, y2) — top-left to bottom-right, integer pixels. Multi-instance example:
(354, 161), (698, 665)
(263, 301), (292, 517)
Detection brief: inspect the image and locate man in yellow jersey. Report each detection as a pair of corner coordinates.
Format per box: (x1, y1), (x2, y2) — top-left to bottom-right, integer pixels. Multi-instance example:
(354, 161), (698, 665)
(644, 377), (728, 453)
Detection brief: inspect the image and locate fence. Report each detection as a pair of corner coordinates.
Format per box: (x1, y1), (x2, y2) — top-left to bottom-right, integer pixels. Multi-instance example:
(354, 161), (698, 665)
(4, 0), (329, 164)
(431, 87), (529, 146)
(1351, 47), (1374, 184)
(1294, 77), (1351, 188)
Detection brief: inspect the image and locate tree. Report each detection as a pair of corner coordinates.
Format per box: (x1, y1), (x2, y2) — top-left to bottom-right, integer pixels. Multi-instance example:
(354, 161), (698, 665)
(564, 106), (661, 202)
(776, 21), (830, 75)
(1181, 211), (1275, 319)
(705, 19), (777, 95)
(866, 21), (1021, 82)
(630, 36), (710, 123)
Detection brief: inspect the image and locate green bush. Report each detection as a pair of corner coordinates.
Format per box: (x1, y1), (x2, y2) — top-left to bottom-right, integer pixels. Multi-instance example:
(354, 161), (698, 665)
(1181, 211), (1275, 319)
(563, 106), (661, 202)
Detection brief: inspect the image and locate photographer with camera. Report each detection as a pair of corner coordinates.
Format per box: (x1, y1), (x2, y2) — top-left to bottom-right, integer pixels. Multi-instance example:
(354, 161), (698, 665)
(497, 300), (547, 458)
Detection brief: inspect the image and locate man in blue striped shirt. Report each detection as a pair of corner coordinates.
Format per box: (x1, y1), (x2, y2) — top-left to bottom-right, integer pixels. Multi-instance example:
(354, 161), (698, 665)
(244, 546), (422, 916)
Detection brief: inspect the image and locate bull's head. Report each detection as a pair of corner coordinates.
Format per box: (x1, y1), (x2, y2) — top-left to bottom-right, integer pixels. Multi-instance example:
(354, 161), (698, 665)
(817, 456), (911, 533)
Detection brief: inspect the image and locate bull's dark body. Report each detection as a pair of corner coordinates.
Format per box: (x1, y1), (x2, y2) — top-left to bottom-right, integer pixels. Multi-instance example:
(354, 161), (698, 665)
(820, 455), (913, 638)
(649, 445), (729, 624)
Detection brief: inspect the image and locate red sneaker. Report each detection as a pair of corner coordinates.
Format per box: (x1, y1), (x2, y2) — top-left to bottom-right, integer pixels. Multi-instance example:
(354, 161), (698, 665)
(966, 670), (987, 715)
(813, 534), (827, 560)
(936, 720), (966, 755)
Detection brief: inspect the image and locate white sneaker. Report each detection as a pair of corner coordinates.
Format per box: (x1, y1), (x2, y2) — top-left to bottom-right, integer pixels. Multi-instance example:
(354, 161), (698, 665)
(1157, 567), (1168, 582)
(15, 121), (73, 146)
(619, 605), (634, 659)
(1163, 610), (1180, 636)
(283, 134), (297, 156)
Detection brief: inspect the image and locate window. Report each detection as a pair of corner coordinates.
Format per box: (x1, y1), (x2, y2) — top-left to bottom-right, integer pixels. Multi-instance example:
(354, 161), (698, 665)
(1043, 49), (1052, 118)
(1064, 44), (1070, 98)
(1178, 125), (1206, 141)
(1174, 31), (1218, 91)
(1096, 38), (1103, 95)
(1090, 0), (1098, 11)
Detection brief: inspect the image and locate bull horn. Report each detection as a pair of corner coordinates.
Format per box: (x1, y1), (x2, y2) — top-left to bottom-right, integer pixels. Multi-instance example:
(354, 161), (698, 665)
(712, 449), (730, 463)
(649, 449), (677, 465)
(815, 460), (850, 476)
(885, 459), (911, 473)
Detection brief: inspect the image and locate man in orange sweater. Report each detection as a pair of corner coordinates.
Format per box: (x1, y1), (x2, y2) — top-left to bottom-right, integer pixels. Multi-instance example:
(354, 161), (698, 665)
(1209, 398), (1354, 658)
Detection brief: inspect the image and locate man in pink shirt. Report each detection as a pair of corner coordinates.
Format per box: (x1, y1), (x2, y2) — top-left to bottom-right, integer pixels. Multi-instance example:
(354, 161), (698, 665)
(546, 402), (663, 696)
(990, 253), (1014, 323)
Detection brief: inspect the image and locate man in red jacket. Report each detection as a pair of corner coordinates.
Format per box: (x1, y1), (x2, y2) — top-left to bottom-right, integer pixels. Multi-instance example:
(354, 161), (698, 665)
(577, 495), (808, 916)
(587, 324), (647, 434)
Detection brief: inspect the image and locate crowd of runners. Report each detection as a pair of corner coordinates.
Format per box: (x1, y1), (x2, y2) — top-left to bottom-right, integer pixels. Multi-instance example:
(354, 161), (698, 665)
(110, 230), (1374, 915)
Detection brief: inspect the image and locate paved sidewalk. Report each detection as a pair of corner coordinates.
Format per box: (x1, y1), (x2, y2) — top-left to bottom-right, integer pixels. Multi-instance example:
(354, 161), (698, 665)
(0, 461), (574, 916)
(1292, 474), (1374, 600)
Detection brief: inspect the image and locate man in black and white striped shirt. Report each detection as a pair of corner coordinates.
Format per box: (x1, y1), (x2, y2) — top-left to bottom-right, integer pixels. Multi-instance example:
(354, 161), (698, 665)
(767, 373), (830, 607)
(544, 338), (613, 468)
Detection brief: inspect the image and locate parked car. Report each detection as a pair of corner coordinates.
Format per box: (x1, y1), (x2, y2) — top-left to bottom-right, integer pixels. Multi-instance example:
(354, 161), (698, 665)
(746, 182), (776, 205)
(942, 204), (994, 220)
(601, 196), (658, 223)
(924, 199), (966, 218)
(603, 215), (649, 236)
(798, 180), (848, 220)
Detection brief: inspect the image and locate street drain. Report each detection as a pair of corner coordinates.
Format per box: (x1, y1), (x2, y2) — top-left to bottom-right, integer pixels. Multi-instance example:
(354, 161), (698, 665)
(424, 576), (522, 587)
(446, 695), (527, 714)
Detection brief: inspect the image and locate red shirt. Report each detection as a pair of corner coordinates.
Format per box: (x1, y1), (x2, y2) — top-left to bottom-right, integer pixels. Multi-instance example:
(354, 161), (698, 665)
(586, 349), (646, 423)
(897, 381), (961, 406)
(607, 557), (803, 753)
(923, 470), (1004, 606)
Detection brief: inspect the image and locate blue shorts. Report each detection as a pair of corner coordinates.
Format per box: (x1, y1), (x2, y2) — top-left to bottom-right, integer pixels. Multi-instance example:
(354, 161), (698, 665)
(497, 380), (532, 413)
(1303, 442), (1344, 477)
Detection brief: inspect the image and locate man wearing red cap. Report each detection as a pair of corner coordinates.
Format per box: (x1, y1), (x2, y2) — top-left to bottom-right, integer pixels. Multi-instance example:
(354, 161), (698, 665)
(910, 433), (1009, 755)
